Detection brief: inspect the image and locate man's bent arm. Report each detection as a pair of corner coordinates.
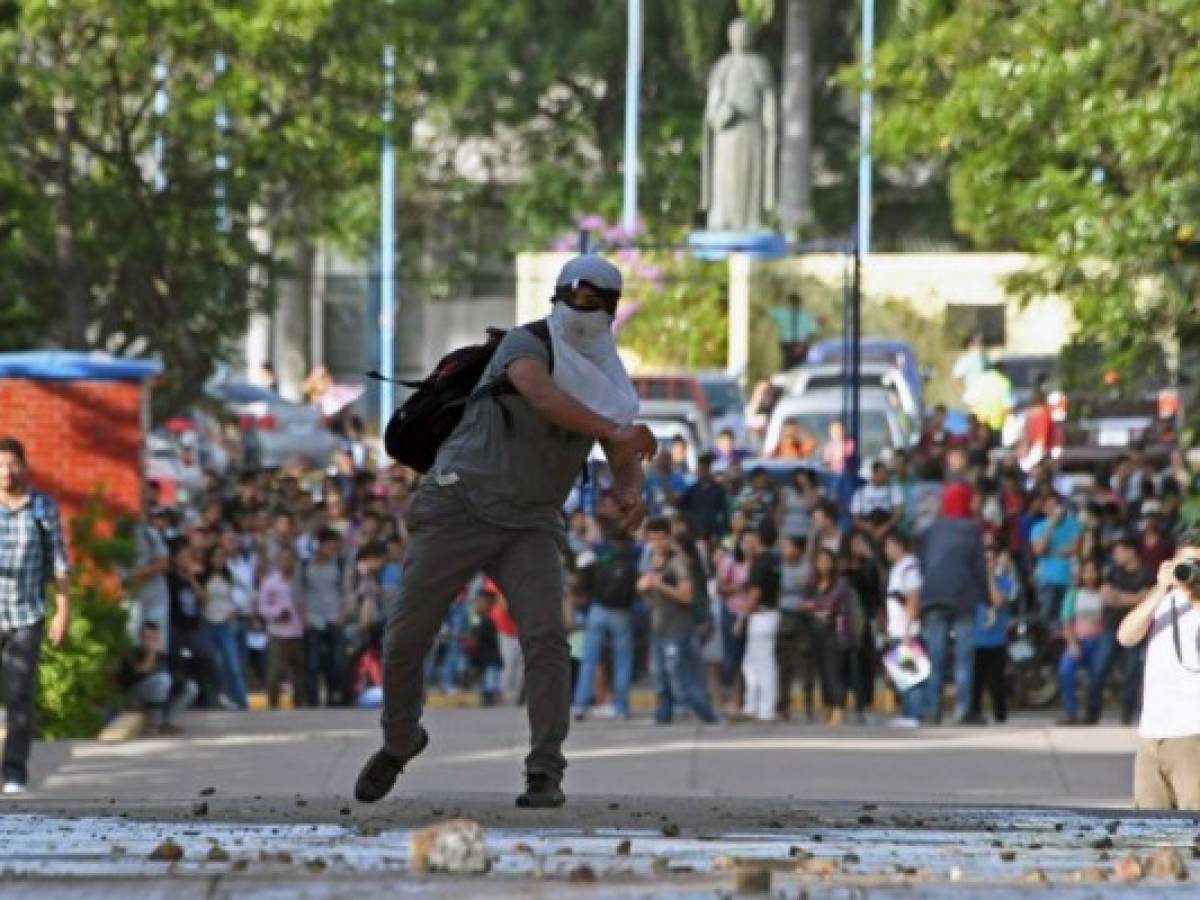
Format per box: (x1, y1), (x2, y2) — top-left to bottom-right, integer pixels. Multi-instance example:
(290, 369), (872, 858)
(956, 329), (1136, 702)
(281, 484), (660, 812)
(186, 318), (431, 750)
(508, 357), (622, 441)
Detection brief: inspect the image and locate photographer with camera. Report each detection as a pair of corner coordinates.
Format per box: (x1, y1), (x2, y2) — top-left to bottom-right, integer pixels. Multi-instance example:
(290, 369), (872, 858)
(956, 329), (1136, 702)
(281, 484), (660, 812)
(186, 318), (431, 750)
(1118, 533), (1200, 809)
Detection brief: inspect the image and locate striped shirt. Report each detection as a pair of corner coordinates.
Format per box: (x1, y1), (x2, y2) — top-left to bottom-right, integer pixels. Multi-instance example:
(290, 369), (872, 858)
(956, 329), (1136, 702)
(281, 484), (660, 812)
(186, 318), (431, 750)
(0, 491), (71, 630)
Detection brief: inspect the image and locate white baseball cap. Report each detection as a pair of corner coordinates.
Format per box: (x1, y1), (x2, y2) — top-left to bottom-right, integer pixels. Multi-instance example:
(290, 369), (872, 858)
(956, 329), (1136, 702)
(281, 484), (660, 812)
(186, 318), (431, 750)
(554, 255), (623, 295)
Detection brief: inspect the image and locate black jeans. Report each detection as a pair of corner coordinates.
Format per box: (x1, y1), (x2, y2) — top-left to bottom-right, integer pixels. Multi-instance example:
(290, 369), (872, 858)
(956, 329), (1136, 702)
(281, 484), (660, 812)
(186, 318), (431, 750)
(2, 619), (45, 785)
(971, 645), (1007, 722)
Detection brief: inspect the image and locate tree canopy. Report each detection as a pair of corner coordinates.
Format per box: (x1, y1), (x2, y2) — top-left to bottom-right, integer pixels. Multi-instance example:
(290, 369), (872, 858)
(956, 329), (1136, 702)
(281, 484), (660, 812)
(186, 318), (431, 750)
(870, 0), (1200, 372)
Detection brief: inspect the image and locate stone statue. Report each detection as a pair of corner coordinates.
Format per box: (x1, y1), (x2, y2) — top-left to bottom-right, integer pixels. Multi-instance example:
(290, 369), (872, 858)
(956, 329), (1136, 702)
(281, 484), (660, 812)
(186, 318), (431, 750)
(701, 17), (778, 232)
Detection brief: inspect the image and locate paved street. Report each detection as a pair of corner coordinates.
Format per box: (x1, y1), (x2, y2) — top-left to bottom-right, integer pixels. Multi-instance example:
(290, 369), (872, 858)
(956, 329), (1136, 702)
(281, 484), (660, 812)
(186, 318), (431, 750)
(18, 706), (1138, 806)
(4, 709), (1198, 897)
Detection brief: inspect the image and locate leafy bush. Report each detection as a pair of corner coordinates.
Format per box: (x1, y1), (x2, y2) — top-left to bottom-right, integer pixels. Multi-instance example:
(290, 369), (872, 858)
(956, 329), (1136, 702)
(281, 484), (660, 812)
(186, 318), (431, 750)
(36, 493), (135, 740)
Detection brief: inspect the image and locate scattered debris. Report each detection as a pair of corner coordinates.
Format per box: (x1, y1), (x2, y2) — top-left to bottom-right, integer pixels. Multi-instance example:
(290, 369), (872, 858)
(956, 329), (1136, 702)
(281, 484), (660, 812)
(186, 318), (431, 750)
(732, 862), (771, 894)
(1115, 855), (1145, 882)
(1072, 866), (1108, 883)
(206, 845), (230, 863)
(1144, 847), (1188, 881)
(409, 819), (489, 875)
(799, 857), (840, 877)
(148, 840), (184, 862)
(566, 865), (596, 884)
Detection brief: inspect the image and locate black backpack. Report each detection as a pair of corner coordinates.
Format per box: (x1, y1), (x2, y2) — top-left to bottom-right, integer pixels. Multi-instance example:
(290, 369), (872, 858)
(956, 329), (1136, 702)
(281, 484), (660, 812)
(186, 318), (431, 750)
(379, 321), (552, 473)
(591, 540), (639, 611)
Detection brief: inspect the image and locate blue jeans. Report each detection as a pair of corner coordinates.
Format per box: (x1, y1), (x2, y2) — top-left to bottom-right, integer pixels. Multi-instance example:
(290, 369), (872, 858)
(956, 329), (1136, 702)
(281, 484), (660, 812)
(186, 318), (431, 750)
(573, 605), (634, 716)
(206, 620), (248, 710)
(652, 634), (718, 724)
(921, 610), (975, 722)
(1037, 582), (1069, 624)
(1095, 627), (1144, 722)
(720, 604), (747, 688)
(1059, 634), (1103, 720)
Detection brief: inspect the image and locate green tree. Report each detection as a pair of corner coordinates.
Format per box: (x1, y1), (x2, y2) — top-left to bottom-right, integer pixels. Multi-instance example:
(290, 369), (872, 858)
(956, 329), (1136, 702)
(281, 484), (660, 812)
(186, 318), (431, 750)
(0, 1), (405, 411)
(869, 0), (1200, 372)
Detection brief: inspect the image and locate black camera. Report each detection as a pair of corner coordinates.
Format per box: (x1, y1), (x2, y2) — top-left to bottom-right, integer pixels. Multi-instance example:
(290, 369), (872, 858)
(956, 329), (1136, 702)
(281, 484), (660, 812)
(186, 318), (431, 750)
(1173, 560), (1200, 586)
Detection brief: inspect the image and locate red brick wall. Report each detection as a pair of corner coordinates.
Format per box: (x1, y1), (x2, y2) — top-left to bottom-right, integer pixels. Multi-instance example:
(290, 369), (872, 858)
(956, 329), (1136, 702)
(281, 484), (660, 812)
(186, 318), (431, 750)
(0, 378), (145, 529)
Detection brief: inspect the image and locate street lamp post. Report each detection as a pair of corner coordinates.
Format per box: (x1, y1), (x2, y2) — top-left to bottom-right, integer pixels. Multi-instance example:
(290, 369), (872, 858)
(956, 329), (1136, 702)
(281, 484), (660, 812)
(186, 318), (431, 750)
(857, 0), (874, 256)
(621, 0), (642, 233)
(379, 42), (397, 449)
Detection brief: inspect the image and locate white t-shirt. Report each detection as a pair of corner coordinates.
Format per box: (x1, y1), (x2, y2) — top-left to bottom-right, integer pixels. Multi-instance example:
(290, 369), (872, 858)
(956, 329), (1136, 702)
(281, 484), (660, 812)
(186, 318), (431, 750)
(1139, 592), (1200, 739)
(852, 483), (903, 518)
(886, 554), (923, 641)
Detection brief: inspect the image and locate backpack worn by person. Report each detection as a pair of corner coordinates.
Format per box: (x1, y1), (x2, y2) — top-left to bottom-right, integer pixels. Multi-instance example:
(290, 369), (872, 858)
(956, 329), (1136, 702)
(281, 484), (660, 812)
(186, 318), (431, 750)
(377, 321), (553, 473)
(591, 540), (639, 611)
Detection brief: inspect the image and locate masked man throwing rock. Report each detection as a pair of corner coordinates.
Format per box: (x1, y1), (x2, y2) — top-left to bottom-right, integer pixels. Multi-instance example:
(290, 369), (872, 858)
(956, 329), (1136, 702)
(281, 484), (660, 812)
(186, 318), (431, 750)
(355, 255), (655, 809)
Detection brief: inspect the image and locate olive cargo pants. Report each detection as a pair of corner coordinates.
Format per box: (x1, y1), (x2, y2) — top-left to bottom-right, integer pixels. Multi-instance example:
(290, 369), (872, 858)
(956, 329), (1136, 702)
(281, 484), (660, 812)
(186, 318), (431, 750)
(380, 482), (570, 781)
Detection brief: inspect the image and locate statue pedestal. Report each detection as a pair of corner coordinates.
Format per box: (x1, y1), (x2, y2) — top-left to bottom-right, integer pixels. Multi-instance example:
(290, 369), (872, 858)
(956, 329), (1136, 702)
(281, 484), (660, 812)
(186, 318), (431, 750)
(688, 230), (787, 261)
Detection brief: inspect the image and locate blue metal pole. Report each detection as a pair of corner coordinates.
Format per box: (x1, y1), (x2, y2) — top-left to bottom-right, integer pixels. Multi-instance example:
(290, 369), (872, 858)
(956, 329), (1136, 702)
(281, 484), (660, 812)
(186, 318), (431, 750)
(857, 0), (874, 256)
(380, 44), (397, 446)
(621, 0), (642, 232)
(214, 52), (230, 233)
(153, 57), (168, 192)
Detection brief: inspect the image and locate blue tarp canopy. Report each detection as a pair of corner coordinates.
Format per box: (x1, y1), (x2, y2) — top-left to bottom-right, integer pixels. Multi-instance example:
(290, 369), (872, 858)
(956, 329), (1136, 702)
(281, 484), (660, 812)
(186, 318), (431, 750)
(0, 351), (162, 382)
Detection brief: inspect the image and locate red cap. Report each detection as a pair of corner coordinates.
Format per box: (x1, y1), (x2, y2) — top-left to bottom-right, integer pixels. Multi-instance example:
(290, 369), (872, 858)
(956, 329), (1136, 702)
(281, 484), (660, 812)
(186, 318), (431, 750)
(941, 482), (973, 519)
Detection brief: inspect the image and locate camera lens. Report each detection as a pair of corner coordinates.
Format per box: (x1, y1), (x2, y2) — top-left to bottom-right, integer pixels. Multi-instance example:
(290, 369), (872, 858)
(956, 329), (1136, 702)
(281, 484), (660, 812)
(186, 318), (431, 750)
(1175, 562), (1198, 585)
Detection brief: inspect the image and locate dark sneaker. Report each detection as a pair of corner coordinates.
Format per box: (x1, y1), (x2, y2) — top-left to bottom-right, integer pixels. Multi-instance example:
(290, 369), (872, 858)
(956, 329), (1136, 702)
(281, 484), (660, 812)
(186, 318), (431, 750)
(354, 728), (429, 803)
(516, 773), (565, 809)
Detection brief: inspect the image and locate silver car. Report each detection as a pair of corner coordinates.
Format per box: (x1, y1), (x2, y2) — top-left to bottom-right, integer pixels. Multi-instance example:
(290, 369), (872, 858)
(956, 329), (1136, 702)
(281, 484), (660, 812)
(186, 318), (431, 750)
(764, 388), (915, 474)
(205, 381), (342, 469)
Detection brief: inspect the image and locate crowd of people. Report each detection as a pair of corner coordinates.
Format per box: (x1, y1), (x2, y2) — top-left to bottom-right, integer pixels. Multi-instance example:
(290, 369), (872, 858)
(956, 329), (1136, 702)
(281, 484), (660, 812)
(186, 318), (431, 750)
(117, 395), (1198, 735)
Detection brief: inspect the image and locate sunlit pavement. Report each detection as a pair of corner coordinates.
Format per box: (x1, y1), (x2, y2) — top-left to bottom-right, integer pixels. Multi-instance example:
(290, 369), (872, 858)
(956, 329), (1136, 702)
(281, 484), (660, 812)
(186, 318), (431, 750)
(4, 708), (1197, 896)
(21, 706), (1137, 806)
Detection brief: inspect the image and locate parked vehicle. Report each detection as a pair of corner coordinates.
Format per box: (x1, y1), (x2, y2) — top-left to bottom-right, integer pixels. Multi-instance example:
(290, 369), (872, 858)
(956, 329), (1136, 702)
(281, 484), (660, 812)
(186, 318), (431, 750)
(992, 354), (1059, 410)
(632, 372), (749, 447)
(204, 380), (341, 469)
(804, 338), (927, 415)
(587, 398), (711, 472)
(695, 372), (750, 447)
(773, 362), (922, 429)
(763, 388), (915, 474)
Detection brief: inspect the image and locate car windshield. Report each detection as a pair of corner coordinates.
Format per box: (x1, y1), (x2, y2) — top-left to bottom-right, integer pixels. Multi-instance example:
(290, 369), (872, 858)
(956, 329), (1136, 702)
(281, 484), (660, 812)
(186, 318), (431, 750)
(701, 381), (743, 416)
(777, 410), (893, 462)
(803, 372), (886, 392)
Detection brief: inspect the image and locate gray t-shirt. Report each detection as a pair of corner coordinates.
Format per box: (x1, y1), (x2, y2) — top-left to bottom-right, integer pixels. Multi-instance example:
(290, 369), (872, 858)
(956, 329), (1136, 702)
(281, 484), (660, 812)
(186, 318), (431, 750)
(647, 553), (695, 638)
(297, 557), (344, 628)
(433, 324), (593, 531)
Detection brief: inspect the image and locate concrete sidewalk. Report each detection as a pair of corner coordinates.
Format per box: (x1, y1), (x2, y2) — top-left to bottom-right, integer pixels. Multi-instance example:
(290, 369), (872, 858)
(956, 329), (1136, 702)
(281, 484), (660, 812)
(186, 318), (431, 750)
(18, 707), (1139, 808)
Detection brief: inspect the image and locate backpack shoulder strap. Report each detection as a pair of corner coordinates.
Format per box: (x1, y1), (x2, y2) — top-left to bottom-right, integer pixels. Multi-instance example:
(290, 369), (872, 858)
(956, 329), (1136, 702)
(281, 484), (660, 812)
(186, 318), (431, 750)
(521, 319), (554, 374)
